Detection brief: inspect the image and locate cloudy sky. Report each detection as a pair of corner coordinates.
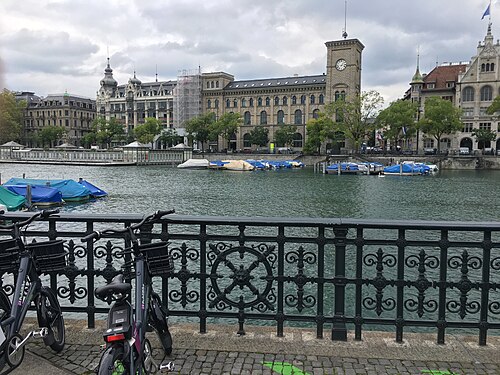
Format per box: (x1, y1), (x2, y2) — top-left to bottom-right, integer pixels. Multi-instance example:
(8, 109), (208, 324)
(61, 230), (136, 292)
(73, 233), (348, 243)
(0, 0), (497, 105)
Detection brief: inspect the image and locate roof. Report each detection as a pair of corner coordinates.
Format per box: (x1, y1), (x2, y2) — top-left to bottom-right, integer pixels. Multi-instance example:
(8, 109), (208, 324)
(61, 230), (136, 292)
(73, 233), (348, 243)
(225, 74), (327, 90)
(423, 63), (467, 90)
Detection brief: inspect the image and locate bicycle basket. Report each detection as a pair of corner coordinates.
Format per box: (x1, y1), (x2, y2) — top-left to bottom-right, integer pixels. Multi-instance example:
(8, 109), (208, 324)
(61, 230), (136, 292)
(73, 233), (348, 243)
(0, 238), (18, 274)
(27, 239), (67, 274)
(138, 241), (174, 277)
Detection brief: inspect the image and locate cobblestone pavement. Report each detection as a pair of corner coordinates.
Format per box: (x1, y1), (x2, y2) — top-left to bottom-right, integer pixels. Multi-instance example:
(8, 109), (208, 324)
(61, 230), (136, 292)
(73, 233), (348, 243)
(20, 320), (500, 375)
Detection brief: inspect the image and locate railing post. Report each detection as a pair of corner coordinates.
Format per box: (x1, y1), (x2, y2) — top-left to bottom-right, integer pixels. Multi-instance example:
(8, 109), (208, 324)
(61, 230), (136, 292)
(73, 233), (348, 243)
(332, 226), (348, 341)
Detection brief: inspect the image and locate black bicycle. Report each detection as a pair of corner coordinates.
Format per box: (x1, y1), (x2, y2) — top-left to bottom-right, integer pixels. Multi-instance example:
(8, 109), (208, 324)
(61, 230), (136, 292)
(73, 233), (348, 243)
(82, 210), (176, 375)
(0, 209), (66, 374)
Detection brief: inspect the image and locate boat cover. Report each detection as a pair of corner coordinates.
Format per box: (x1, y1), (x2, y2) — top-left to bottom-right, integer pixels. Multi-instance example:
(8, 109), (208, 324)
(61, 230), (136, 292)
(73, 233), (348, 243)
(177, 159), (210, 169)
(5, 178), (91, 200)
(4, 184), (63, 204)
(78, 179), (108, 197)
(383, 164), (426, 174)
(0, 186), (26, 211)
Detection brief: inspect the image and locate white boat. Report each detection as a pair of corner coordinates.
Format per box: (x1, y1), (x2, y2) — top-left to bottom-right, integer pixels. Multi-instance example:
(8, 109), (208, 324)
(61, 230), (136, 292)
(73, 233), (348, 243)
(177, 158), (210, 169)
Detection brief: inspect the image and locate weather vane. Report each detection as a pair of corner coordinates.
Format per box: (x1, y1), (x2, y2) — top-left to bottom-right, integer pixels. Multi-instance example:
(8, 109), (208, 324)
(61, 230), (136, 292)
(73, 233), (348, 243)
(342, 0), (348, 39)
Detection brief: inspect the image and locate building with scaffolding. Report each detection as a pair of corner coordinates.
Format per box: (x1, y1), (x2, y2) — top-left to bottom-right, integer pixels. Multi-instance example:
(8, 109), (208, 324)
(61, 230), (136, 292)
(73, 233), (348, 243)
(173, 69), (202, 129)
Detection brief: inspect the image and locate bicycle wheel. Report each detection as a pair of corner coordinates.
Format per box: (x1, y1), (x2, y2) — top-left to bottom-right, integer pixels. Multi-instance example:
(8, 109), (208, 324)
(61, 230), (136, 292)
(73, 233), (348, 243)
(0, 289), (12, 372)
(5, 334), (24, 368)
(98, 344), (128, 375)
(149, 293), (172, 355)
(37, 286), (65, 352)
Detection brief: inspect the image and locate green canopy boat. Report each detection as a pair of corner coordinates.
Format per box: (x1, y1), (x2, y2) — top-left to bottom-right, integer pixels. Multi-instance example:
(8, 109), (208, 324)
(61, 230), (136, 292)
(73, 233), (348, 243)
(0, 186), (26, 211)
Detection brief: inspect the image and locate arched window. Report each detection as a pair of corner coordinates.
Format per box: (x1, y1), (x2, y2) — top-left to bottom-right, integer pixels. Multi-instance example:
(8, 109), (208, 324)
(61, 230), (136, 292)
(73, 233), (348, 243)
(310, 95), (315, 104)
(226, 99), (231, 108)
(216, 81), (219, 88)
(294, 109), (302, 124)
(211, 81), (214, 88)
(277, 110), (285, 124)
(481, 63), (486, 72)
(300, 95), (306, 105)
(265, 97), (270, 106)
(206, 82), (210, 89)
(207, 99), (211, 108)
(241, 98), (247, 108)
(215, 99), (219, 109)
(258, 97), (263, 107)
(249, 98), (254, 107)
(335, 90), (346, 101)
(292, 133), (303, 148)
(313, 109), (320, 119)
(292, 96), (297, 105)
(243, 133), (252, 148)
(491, 63), (495, 71)
(274, 96), (279, 106)
(233, 99), (238, 108)
(244, 111), (251, 125)
(481, 85), (493, 101)
(260, 111), (267, 125)
(319, 94), (324, 104)
(283, 96), (288, 105)
(462, 87), (475, 102)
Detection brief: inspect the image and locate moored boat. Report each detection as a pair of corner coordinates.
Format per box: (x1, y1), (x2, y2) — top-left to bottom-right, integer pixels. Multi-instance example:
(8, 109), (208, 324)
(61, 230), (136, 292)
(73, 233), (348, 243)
(383, 163), (427, 176)
(78, 179), (108, 198)
(0, 185), (26, 211)
(5, 178), (91, 202)
(4, 184), (63, 206)
(177, 158), (210, 169)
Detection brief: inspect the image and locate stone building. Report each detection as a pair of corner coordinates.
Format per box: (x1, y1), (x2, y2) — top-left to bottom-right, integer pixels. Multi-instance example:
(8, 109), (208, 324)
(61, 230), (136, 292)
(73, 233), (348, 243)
(17, 91), (96, 147)
(408, 23), (500, 153)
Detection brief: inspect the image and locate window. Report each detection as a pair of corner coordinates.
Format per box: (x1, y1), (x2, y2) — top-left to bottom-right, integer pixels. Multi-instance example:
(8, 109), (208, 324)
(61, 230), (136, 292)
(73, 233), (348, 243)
(260, 111), (267, 125)
(226, 99), (230, 108)
(292, 96), (297, 105)
(292, 133), (303, 148)
(481, 62), (495, 72)
(277, 110), (284, 124)
(206, 82), (210, 89)
(216, 81), (219, 88)
(233, 99), (238, 108)
(479, 122), (491, 130)
(244, 111), (251, 125)
(249, 98), (254, 107)
(313, 109), (320, 119)
(211, 81), (214, 88)
(215, 99), (219, 109)
(446, 82), (455, 88)
(283, 96), (288, 105)
(207, 100), (211, 108)
(423, 138), (435, 148)
(243, 133), (251, 148)
(463, 123), (473, 132)
(319, 94), (324, 104)
(274, 97), (279, 106)
(300, 95), (306, 105)
(258, 97), (263, 107)
(427, 83), (435, 89)
(334, 91), (345, 101)
(462, 108), (474, 117)
(265, 97), (270, 106)
(294, 109), (302, 124)
(310, 95), (315, 104)
(241, 98), (247, 108)
(481, 85), (493, 101)
(462, 87), (475, 102)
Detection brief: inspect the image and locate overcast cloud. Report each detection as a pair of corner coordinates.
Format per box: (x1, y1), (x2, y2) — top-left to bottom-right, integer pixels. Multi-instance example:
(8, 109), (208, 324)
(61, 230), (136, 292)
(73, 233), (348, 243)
(0, 0), (497, 104)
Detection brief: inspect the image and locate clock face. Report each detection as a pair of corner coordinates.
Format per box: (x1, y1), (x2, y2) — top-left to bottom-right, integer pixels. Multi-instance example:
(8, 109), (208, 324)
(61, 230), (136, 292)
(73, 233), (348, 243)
(335, 59), (347, 71)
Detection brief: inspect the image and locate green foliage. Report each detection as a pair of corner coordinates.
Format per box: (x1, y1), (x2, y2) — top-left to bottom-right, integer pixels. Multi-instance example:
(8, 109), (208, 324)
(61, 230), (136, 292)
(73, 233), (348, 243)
(304, 113), (335, 154)
(157, 128), (183, 148)
(472, 128), (497, 149)
(0, 89), (24, 144)
(211, 112), (242, 149)
(324, 90), (384, 151)
(185, 112), (216, 152)
(418, 97), (463, 152)
(486, 95), (500, 115)
(274, 124), (297, 147)
(248, 126), (269, 147)
(134, 117), (161, 145)
(376, 99), (418, 143)
(38, 125), (66, 148)
(86, 117), (125, 149)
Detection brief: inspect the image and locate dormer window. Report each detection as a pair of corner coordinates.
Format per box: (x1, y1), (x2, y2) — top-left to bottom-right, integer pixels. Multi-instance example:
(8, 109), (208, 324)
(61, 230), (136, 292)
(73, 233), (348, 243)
(427, 83), (435, 89)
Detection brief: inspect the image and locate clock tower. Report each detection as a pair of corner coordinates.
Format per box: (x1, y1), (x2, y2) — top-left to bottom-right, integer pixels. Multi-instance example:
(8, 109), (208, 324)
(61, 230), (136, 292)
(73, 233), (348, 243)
(325, 38), (364, 103)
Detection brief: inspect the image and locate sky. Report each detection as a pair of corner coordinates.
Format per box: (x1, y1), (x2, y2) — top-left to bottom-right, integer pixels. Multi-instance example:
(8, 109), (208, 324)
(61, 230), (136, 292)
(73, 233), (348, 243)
(0, 0), (497, 106)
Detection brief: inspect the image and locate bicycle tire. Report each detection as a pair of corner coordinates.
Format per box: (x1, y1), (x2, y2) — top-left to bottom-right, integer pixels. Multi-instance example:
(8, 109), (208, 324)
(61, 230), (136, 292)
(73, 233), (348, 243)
(37, 286), (65, 352)
(0, 289), (12, 373)
(149, 293), (172, 355)
(98, 344), (128, 375)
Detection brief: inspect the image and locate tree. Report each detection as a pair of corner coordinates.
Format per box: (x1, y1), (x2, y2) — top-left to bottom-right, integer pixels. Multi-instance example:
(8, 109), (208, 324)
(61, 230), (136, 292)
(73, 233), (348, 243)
(418, 97), (463, 153)
(304, 113), (335, 154)
(324, 90), (384, 152)
(134, 117), (161, 145)
(376, 99), (418, 149)
(472, 128), (497, 150)
(274, 124), (297, 147)
(248, 126), (269, 147)
(185, 112), (216, 153)
(0, 89), (25, 144)
(157, 129), (183, 148)
(486, 95), (500, 115)
(86, 117), (125, 149)
(38, 126), (66, 148)
(211, 112), (242, 150)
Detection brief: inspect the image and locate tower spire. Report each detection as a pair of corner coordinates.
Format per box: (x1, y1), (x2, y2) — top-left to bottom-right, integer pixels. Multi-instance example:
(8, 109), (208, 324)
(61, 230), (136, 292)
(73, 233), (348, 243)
(342, 0), (348, 39)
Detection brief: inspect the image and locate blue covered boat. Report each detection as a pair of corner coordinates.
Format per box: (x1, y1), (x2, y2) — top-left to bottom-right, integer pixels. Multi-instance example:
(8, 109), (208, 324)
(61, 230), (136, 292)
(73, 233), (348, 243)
(5, 178), (91, 202)
(0, 186), (26, 211)
(78, 179), (108, 198)
(4, 184), (63, 206)
(326, 162), (362, 174)
(383, 163), (427, 176)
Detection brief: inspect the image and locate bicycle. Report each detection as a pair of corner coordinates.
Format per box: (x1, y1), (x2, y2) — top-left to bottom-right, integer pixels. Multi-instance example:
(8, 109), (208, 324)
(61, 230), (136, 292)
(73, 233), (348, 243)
(0, 209), (66, 374)
(82, 210), (176, 374)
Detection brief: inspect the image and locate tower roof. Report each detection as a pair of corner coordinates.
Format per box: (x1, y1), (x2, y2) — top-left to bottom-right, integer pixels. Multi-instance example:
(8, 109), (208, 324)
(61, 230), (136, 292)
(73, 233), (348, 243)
(100, 58), (118, 88)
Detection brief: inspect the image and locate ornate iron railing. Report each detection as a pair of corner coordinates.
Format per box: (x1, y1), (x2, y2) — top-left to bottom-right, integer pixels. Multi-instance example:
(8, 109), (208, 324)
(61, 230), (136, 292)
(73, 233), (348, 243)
(0, 212), (499, 345)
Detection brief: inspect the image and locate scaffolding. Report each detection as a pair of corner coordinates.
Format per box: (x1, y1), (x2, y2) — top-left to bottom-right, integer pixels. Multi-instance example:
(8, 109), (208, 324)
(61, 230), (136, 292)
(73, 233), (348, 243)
(173, 68), (202, 129)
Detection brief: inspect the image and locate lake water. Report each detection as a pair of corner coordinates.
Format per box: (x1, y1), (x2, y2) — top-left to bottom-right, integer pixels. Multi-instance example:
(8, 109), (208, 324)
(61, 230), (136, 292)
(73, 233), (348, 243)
(0, 163), (499, 222)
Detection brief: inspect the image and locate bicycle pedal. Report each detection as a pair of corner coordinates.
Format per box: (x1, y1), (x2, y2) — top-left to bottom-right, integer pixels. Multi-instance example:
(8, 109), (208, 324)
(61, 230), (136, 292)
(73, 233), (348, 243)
(33, 328), (49, 338)
(159, 361), (175, 372)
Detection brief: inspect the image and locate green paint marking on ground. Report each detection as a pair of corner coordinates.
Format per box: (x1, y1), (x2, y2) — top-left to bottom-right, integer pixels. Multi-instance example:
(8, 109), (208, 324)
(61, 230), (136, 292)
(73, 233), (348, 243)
(262, 361), (311, 375)
(421, 370), (460, 375)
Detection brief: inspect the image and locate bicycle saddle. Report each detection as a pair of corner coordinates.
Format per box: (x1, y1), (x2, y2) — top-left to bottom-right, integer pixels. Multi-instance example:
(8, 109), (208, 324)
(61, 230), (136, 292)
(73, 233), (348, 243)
(95, 274), (132, 300)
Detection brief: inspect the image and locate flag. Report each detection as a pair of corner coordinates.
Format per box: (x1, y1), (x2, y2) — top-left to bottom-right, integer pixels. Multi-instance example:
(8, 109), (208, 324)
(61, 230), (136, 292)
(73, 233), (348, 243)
(402, 126), (407, 136)
(482, 4), (490, 19)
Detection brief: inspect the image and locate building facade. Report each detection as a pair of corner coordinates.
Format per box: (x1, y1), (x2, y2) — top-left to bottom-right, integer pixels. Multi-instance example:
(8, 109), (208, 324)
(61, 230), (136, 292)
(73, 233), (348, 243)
(408, 23), (500, 153)
(16, 91), (96, 147)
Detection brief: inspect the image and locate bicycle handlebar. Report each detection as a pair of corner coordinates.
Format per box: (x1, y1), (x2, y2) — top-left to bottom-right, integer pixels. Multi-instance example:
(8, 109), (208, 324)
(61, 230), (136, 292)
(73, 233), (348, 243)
(0, 208), (60, 230)
(80, 209), (175, 243)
